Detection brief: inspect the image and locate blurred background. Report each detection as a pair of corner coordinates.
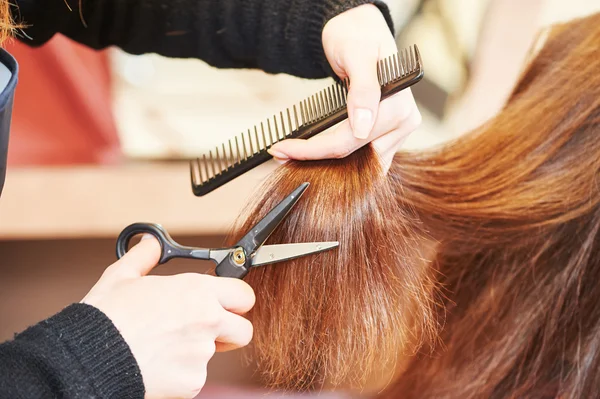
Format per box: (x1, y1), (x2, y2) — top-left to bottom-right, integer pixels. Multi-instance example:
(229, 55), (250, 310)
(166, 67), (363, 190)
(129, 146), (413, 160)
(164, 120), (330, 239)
(0, 0), (598, 398)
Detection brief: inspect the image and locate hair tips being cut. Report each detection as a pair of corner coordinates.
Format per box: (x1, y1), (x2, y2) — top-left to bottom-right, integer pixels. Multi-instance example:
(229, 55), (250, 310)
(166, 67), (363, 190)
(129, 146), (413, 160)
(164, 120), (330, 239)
(225, 145), (441, 391)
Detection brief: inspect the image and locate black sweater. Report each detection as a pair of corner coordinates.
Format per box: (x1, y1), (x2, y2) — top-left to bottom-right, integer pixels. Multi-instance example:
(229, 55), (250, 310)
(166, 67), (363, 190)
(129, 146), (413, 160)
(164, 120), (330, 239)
(0, 1), (393, 398)
(12, 0), (393, 78)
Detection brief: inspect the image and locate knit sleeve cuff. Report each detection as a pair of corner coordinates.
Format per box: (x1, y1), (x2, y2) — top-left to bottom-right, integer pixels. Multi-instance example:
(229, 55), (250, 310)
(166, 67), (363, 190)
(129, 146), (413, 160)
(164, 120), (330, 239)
(306, 0), (395, 78)
(40, 303), (145, 398)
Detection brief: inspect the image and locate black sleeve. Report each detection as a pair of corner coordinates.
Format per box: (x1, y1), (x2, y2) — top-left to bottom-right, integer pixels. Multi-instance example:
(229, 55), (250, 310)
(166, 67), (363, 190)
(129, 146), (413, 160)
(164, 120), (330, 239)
(0, 303), (144, 399)
(11, 0), (394, 79)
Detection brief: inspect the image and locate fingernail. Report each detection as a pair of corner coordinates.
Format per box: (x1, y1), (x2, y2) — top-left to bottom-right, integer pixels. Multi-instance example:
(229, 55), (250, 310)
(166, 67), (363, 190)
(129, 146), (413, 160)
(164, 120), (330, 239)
(268, 149), (289, 160)
(273, 157), (289, 165)
(353, 108), (373, 139)
(140, 233), (153, 241)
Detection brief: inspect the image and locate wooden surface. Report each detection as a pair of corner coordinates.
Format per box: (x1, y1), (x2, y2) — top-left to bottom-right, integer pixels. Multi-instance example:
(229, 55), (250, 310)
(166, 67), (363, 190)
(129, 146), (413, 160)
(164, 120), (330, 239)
(0, 160), (278, 240)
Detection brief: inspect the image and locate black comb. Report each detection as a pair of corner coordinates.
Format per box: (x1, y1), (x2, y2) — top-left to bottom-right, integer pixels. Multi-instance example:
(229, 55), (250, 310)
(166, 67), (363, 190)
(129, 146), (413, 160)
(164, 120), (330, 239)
(190, 44), (424, 196)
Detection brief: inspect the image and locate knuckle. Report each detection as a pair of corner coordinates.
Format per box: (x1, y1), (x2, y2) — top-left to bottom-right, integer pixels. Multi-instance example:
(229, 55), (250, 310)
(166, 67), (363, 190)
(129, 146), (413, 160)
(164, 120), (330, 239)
(178, 273), (212, 292)
(200, 306), (224, 330)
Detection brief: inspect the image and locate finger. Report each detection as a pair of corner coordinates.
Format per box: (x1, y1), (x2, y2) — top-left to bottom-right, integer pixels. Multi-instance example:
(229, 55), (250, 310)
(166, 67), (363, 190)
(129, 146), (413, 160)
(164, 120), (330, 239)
(269, 89), (417, 160)
(371, 129), (409, 174)
(340, 44), (380, 139)
(372, 105), (423, 172)
(215, 311), (254, 351)
(207, 276), (256, 314)
(110, 234), (162, 278)
(215, 341), (242, 352)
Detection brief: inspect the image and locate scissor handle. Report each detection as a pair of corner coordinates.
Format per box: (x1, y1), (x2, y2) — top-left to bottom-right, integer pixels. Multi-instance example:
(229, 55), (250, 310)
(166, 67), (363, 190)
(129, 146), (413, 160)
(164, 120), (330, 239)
(116, 222), (203, 264)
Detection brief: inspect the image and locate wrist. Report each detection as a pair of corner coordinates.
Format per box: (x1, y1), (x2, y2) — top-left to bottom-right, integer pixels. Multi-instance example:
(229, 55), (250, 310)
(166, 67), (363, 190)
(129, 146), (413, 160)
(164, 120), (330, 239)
(38, 303), (145, 398)
(313, 1), (395, 77)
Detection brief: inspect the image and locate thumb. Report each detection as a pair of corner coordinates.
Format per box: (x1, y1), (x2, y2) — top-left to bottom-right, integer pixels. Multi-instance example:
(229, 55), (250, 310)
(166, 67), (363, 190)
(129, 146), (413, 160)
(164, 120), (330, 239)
(114, 234), (162, 277)
(342, 47), (381, 139)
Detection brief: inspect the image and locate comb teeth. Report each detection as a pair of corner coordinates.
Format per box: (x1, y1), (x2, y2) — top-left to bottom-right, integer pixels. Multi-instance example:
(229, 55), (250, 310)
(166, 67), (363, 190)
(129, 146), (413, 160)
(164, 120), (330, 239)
(190, 44), (424, 196)
(377, 44), (421, 87)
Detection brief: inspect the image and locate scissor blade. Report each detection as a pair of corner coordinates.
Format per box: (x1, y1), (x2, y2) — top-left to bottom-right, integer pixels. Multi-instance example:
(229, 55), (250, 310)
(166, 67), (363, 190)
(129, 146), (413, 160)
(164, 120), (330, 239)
(251, 241), (339, 267)
(236, 182), (310, 255)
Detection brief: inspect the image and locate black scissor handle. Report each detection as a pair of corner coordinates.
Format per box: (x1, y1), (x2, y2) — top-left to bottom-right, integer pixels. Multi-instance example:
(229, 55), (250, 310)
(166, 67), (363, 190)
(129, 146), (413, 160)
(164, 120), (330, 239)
(116, 222), (193, 264)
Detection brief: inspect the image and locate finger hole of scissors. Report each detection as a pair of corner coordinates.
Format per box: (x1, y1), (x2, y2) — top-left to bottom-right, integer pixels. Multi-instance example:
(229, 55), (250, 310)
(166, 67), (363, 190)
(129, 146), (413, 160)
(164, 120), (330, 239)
(116, 223), (167, 260)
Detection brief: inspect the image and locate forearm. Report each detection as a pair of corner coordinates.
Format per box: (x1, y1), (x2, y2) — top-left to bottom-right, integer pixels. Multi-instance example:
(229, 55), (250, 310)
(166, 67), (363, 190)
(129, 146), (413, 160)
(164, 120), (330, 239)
(449, 0), (545, 131)
(0, 303), (144, 398)
(12, 0), (393, 79)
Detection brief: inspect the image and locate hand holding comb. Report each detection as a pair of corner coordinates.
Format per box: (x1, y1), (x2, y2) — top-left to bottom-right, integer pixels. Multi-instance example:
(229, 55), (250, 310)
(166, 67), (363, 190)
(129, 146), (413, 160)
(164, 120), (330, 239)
(190, 44), (424, 196)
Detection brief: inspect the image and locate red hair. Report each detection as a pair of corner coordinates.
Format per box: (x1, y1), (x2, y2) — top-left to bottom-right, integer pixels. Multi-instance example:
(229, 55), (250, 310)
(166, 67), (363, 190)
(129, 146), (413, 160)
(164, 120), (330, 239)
(223, 11), (600, 398)
(229, 148), (439, 390)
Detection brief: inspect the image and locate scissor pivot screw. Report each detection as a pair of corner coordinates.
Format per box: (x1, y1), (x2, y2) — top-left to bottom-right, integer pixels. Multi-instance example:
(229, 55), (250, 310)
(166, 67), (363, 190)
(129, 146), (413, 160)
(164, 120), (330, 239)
(233, 248), (246, 266)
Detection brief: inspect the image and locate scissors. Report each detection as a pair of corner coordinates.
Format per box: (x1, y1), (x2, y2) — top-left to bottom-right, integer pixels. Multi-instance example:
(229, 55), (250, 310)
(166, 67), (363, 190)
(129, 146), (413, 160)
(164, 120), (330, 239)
(115, 182), (339, 279)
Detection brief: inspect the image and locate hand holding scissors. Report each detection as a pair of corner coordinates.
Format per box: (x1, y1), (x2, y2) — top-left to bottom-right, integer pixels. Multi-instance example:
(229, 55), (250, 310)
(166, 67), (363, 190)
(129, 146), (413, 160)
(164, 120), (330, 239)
(115, 182), (339, 279)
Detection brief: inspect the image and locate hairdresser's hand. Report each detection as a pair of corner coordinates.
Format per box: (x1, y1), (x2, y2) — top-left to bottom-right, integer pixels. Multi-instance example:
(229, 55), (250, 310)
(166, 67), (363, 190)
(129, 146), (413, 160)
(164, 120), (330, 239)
(268, 4), (421, 172)
(81, 236), (255, 399)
